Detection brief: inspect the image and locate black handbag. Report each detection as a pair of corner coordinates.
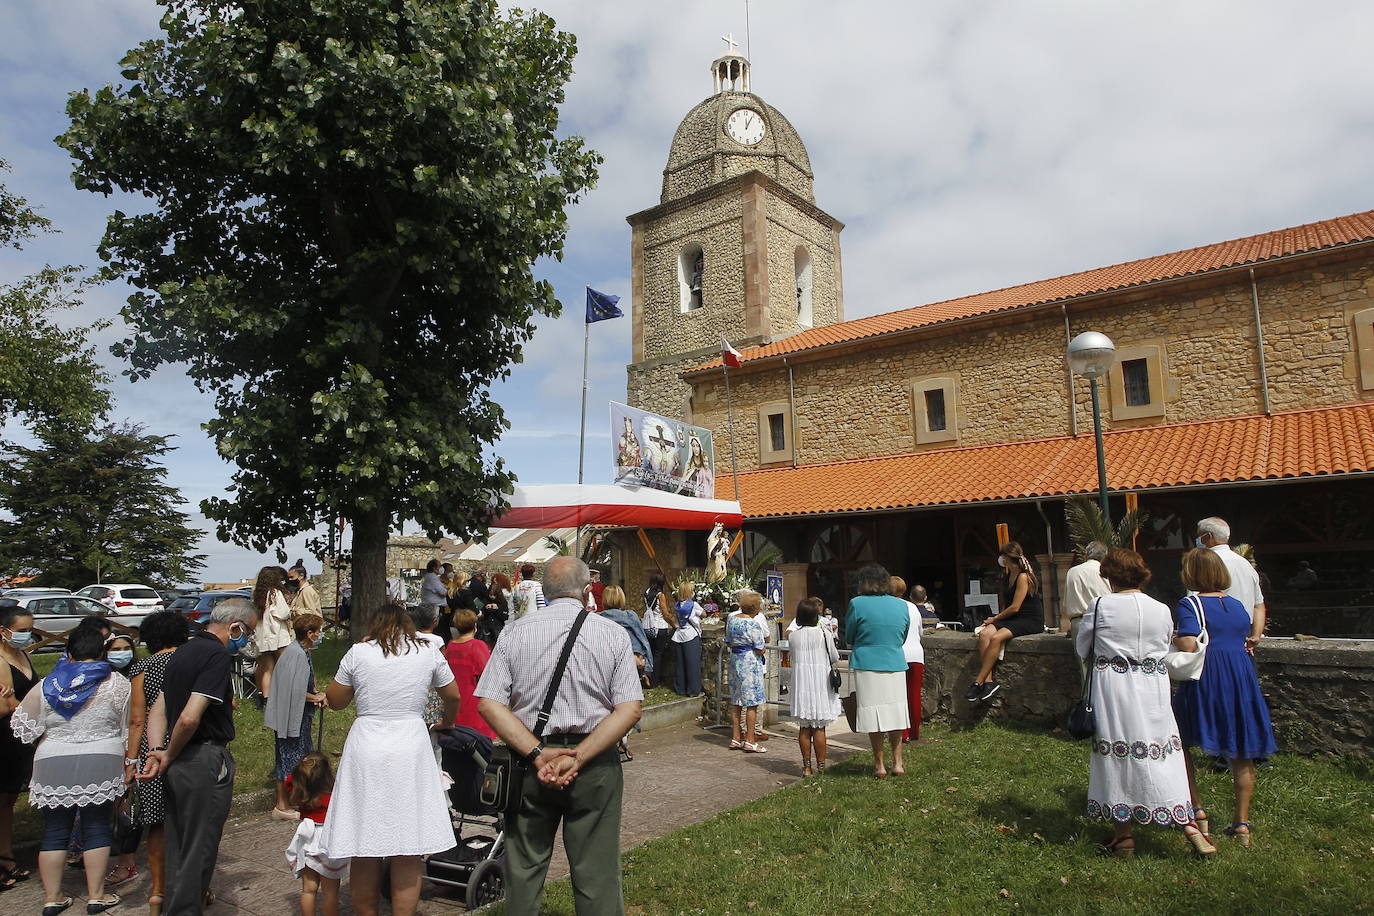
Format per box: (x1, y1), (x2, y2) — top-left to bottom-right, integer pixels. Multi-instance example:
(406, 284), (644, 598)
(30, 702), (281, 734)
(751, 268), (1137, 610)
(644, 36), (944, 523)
(1066, 598), (1101, 741)
(112, 790), (142, 855)
(479, 608), (590, 815)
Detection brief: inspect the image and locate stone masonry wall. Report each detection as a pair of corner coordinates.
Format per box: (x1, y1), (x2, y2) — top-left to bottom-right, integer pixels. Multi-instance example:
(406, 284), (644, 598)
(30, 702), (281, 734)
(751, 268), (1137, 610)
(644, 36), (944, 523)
(919, 630), (1374, 759)
(766, 193), (840, 337)
(687, 254), (1374, 472)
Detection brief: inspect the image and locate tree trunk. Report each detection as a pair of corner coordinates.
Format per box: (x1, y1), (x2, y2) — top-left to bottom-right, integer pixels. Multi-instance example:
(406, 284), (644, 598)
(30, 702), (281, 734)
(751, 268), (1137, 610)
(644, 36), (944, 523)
(350, 503), (390, 642)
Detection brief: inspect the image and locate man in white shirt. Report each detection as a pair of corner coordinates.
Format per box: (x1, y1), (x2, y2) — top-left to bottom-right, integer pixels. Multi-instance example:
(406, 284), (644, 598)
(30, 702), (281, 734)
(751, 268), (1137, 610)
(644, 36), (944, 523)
(512, 563), (547, 618)
(1064, 542), (1111, 678)
(1197, 516), (1266, 651)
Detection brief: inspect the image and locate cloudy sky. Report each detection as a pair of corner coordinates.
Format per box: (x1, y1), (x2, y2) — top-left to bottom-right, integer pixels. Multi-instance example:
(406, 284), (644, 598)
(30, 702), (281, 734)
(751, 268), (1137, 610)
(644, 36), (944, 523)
(3, 1), (1372, 583)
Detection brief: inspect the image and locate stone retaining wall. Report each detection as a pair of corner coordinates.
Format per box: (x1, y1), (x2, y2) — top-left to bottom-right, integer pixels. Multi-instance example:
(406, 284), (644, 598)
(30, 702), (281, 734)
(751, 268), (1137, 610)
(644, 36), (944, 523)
(919, 631), (1374, 759)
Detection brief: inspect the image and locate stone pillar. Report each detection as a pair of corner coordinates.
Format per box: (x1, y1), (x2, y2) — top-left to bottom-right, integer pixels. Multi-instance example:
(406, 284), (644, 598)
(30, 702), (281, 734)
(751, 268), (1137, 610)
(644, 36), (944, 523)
(741, 176), (772, 340)
(1035, 552), (1076, 631)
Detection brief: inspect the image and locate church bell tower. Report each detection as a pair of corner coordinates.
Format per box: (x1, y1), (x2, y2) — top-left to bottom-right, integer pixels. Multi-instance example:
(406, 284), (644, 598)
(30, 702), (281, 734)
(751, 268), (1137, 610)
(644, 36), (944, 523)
(625, 40), (845, 418)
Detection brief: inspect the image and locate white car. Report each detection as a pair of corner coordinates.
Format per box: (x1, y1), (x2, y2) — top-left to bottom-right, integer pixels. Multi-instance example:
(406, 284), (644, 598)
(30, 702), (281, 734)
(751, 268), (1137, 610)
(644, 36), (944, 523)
(0, 594), (147, 648)
(76, 584), (166, 614)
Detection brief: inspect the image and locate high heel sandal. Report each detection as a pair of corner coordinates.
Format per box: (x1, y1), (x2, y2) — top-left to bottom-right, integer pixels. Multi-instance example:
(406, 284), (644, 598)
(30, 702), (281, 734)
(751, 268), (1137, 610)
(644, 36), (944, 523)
(815, 761), (825, 773)
(1224, 822), (1253, 848)
(801, 757), (813, 776)
(1183, 823), (1217, 857)
(1192, 807), (1210, 838)
(1100, 836), (1135, 860)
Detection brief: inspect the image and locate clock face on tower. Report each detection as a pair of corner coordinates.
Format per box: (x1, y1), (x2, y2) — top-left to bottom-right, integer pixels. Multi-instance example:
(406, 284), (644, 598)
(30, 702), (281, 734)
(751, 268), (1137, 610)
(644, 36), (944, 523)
(725, 108), (765, 146)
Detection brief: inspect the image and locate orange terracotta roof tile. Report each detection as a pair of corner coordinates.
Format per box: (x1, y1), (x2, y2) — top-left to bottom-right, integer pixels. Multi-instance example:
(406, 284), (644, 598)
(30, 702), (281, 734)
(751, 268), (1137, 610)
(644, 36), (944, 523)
(714, 403), (1374, 519)
(692, 209), (1374, 373)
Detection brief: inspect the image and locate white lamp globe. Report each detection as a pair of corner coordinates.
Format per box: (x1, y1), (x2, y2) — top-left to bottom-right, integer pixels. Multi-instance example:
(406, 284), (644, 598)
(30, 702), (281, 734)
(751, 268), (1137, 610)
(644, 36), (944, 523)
(1067, 331), (1117, 379)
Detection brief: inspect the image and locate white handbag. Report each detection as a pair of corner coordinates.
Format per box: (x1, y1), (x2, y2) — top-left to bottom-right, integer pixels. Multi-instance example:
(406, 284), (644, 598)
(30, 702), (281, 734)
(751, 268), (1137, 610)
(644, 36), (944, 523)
(1165, 595), (1209, 682)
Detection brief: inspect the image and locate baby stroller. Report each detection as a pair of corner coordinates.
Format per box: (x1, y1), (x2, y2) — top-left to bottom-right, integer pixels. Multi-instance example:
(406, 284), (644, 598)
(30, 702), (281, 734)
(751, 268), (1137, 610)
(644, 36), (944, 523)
(426, 726), (507, 909)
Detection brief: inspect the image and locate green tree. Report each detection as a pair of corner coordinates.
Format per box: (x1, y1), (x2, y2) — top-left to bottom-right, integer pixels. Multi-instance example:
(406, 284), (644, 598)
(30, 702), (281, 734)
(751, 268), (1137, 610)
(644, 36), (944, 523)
(0, 160), (110, 431)
(0, 425), (206, 586)
(59, 0), (600, 631)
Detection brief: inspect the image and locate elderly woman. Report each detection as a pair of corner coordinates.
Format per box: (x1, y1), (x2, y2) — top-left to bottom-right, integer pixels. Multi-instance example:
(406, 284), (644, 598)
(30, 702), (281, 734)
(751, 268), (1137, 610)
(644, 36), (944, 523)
(726, 591), (769, 753)
(967, 541), (1044, 704)
(322, 603), (462, 916)
(120, 611), (188, 914)
(267, 614), (327, 820)
(600, 586), (652, 685)
(1077, 548), (1214, 858)
(12, 622), (131, 913)
(844, 564), (910, 778)
(1172, 547), (1277, 848)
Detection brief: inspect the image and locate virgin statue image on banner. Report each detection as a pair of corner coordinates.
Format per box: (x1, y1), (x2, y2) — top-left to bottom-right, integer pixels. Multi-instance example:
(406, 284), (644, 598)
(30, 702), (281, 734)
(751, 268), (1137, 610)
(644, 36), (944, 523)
(611, 401), (716, 499)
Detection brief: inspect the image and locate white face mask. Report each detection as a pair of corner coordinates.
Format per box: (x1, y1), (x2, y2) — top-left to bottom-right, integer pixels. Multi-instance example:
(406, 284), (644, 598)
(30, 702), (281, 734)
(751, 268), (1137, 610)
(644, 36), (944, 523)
(997, 557), (1007, 569)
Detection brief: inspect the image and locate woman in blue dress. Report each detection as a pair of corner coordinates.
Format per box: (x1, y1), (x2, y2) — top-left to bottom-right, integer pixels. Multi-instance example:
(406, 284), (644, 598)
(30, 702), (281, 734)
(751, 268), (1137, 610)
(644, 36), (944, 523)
(1172, 548), (1276, 848)
(726, 591), (767, 753)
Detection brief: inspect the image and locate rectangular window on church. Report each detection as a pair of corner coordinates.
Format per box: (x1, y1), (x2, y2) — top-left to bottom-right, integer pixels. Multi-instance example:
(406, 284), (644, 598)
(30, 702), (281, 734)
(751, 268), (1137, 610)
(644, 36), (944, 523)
(768, 413), (786, 452)
(1122, 358), (1150, 407)
(924, 389), (947, 432)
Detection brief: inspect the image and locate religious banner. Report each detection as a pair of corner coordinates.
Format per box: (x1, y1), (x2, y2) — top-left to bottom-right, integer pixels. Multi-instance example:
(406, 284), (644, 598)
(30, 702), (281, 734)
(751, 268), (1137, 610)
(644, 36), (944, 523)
(610, 401), (716, 499)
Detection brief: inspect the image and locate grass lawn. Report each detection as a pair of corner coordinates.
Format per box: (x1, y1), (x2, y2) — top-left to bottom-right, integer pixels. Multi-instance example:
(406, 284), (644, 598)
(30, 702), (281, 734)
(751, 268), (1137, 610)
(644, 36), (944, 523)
(524, 721), (1374, 916)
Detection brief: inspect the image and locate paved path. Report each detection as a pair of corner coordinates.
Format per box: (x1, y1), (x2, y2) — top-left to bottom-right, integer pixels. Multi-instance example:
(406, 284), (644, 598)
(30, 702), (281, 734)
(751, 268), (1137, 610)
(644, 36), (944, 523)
(5, 719), (861, 913)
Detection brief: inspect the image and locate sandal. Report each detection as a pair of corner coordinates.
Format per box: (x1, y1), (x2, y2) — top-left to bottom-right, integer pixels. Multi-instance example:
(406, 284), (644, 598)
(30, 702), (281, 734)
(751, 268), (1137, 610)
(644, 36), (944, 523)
(1183, 824), (1217, 857)
(815, 761), (826, 772)
(742, 742), (767, 753)
(1100, 836), (1135, 860)
(728, 739), (743, 750)
(1191, 807), (1210, 838)
(0, 854), (30, 883)
(1224, 822), (1253, 848)
(42, 897), (73, 916)
(801, 757), (813, 776)
(104, 863), (138, 887)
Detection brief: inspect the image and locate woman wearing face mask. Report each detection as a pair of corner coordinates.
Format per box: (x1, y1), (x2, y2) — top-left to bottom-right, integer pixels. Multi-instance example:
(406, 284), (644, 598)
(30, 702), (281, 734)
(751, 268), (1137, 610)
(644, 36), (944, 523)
(0, 606), (38, 890)
(118, 611), (188, 914)
(266, 614), (327, 821)
(965, 541), (1045, 704)
(252, 565), (295, 702)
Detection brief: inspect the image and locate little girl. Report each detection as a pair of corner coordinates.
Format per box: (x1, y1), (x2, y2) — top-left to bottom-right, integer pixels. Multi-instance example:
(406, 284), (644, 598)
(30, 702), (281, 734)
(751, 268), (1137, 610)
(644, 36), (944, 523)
(284, 753), (348, 916)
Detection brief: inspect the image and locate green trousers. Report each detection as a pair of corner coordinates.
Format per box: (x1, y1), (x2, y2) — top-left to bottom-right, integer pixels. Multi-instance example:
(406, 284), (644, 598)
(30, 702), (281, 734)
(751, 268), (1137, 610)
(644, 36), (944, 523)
(506, 747), (624, 916)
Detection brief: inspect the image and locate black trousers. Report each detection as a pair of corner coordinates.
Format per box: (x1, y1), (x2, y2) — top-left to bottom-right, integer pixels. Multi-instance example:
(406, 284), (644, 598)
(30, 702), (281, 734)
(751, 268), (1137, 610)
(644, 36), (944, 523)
(646, 630), (672, 688)
(164, 743), (235, 916)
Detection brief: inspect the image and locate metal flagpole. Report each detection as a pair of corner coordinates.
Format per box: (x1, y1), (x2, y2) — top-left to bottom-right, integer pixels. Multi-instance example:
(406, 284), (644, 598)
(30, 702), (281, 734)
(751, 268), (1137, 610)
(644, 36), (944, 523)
(576, 293), (591, 556)
(723, 364), (746, 574)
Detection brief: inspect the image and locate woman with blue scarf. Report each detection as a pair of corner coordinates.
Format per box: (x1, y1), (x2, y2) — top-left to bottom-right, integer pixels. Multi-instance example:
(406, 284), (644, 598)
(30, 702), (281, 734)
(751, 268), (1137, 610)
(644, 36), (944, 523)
(11, 623), (130, 914)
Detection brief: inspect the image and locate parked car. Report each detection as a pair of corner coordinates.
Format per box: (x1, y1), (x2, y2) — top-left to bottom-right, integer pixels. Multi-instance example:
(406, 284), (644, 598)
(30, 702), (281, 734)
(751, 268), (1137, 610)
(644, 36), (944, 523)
(75, 584), (166, 613)
(0, 593), (148, 648)
(156, 587), (194, 605)
(166, 589), (252, 626)
(0, 587), (72, 599)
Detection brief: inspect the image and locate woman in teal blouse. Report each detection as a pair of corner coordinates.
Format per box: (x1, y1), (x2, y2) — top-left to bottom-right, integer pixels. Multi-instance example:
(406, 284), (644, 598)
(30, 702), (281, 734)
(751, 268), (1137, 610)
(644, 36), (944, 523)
(844, 565), (911, 778)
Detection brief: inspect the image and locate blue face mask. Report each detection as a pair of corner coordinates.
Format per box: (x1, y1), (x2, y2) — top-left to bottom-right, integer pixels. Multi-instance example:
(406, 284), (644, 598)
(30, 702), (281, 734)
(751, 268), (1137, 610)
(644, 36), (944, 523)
(107, 650), (134, 669)
(1194, 537), (1204, 548)
(5, 631), (34, 648)
(227, 627), (251, 654)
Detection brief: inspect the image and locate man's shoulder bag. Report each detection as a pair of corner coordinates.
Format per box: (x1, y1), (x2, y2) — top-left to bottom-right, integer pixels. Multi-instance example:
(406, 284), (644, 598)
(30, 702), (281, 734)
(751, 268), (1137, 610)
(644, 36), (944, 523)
(479, 608), (590, 816)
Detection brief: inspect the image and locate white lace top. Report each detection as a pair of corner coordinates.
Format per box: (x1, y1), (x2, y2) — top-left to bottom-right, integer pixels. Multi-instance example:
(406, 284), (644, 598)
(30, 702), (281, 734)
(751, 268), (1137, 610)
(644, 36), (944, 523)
(11, 672), (131, 808)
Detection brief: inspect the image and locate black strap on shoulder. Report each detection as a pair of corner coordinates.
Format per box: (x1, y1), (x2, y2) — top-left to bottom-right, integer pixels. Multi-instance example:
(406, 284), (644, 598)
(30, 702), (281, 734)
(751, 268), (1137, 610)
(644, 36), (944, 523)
(533, 609), (590, 740)
(1084, 596), (1102, 701)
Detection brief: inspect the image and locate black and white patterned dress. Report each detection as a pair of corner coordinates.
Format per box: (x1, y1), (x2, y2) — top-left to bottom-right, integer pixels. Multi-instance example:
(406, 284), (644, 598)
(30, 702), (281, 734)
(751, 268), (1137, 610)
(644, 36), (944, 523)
(130, 650), (175, 826)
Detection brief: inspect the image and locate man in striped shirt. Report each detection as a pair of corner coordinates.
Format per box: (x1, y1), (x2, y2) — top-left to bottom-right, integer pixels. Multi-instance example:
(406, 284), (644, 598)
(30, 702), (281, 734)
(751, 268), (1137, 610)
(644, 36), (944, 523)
(477, 556), (642, 915)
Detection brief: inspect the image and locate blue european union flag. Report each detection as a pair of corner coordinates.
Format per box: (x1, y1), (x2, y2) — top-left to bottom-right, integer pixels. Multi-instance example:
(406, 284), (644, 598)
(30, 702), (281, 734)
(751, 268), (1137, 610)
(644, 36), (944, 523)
(585, 287), (623, 323)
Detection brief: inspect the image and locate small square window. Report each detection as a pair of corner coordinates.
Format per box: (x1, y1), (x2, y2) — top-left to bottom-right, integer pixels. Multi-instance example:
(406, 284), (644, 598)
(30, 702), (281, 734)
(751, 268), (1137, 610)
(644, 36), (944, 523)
(1122, 358), (1150, 407)
(924, 389), (947, 432)
(768, 413), (786, 452)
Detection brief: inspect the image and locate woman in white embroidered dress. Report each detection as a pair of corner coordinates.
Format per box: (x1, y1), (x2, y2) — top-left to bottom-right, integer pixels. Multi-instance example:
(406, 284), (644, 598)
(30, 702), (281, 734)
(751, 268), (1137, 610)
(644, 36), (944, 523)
(1077, 548), (1215, 859)
(321, 603), (461, 916)
(11, 622), (131, 913)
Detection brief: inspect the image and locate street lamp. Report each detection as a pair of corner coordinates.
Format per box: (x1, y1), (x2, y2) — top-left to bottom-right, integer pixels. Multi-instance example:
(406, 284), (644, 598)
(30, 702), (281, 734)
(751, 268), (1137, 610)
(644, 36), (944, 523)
(1067, 331), (1117, 528)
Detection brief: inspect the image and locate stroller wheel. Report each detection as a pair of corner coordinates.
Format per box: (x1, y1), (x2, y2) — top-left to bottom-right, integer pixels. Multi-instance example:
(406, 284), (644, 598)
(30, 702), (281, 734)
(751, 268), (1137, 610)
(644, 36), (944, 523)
(465, 859), (504, 909)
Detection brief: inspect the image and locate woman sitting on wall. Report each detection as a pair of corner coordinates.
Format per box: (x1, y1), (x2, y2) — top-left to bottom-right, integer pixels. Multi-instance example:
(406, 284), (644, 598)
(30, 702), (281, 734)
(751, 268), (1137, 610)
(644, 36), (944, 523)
(966, 541), (1043, 704)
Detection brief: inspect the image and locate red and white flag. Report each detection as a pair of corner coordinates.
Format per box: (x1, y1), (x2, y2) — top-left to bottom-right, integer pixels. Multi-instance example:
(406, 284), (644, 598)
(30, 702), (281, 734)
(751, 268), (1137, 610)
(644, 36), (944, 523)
(721, 335), (743, 368)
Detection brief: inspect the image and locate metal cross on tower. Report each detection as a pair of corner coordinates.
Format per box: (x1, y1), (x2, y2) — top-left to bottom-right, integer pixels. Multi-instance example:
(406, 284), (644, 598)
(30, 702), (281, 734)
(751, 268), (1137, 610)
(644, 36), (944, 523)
(721, 32), (739, 54)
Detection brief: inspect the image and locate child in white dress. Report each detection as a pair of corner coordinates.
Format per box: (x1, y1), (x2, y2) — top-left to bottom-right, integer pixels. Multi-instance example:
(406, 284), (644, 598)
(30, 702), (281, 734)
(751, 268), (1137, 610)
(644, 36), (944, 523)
(284, 753), (348, 916)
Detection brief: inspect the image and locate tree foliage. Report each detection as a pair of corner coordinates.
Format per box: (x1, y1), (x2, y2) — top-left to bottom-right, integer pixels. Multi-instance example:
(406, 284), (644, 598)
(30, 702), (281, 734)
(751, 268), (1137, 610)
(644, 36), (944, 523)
(58, 1), (600, 626)
(0, 160), (111, 431)
(0, 425), (206, 586)
(1064, 495), (1147, 554)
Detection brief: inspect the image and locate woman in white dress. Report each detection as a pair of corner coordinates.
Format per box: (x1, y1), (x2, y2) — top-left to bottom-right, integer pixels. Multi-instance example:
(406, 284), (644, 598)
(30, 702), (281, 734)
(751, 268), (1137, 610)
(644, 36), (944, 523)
(788, 599), (840, 775)
(322, 603), (461, 916)
(1076, 548), (1216, 859)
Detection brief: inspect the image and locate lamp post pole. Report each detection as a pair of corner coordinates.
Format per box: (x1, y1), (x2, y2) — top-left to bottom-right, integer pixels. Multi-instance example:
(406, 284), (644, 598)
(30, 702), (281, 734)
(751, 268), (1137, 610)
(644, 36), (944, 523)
(1067, 331), (1118, 532)
(1088, 377), (1111, 530)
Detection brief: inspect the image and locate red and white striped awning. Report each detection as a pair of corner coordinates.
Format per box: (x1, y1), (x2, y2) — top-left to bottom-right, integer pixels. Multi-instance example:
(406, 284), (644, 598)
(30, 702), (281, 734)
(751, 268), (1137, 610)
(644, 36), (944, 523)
(492, 484), (742, 531)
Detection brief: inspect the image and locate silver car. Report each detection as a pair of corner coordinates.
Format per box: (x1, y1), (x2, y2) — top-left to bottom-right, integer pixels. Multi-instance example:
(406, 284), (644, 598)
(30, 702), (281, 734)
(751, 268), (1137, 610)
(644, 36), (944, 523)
(0, 594), (148, 648)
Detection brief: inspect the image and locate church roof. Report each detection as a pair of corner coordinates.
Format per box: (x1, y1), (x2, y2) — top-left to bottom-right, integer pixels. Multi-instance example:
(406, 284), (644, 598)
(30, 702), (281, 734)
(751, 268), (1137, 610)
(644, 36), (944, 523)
(687, 208), (1374, 374)
(714, 402), (1374, 519)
